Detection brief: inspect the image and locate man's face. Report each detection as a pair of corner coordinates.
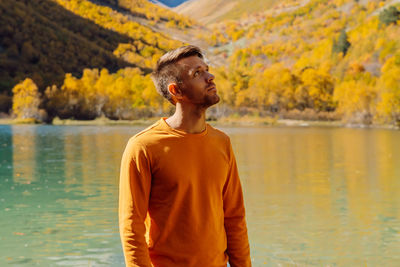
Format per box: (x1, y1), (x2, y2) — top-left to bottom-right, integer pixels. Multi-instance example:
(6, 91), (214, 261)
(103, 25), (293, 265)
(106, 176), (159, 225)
(175, 56), (220, 108)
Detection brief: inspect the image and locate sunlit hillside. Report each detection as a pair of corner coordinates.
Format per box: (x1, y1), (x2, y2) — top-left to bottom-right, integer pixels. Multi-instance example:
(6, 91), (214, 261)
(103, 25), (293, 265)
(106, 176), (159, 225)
(3, 0), (400, 127)
(207, 0), (400, 125)
(0, 0), (189, 94)
(54, 0), (185, 68)
(0, 0), (193, 116)
(99, 0), (193, 27)
(174, 0), (285, 24)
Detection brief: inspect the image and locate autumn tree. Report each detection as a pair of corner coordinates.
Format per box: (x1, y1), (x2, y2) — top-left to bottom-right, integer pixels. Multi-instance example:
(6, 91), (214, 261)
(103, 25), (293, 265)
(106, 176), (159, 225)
(297, 68), (336, 112)
(12, 78), (41, 119)
(334, 69), (377, 124)
(44, 67), (165, 120)
(376, 54), (400, 125)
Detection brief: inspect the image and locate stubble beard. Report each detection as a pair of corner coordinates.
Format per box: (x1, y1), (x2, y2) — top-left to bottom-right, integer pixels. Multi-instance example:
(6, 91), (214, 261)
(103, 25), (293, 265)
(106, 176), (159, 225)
(181, 83), (220, 109)
(202, 92), (220, 109)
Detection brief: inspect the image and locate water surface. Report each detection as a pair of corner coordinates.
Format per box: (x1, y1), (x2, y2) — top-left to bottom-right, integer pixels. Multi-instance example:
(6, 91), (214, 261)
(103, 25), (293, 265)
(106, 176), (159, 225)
(0, 125), (399, 266)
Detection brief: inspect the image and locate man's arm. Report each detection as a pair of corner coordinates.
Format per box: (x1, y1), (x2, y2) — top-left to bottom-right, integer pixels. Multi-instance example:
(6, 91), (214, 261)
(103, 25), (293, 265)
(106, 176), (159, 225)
(223, 141), (251, 267)
(119, 139), (152, 267)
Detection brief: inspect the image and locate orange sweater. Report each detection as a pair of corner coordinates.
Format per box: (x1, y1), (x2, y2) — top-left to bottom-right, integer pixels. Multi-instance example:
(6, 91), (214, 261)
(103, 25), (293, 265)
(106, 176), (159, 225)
(119, 118), (251, 267)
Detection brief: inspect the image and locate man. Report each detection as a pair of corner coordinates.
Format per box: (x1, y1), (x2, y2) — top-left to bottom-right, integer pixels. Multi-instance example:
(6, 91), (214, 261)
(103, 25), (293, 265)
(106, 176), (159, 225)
(119, 45), (251, 267)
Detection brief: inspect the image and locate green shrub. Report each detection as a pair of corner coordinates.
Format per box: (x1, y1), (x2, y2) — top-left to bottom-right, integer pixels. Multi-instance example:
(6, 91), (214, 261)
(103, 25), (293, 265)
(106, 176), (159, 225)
(332, 29), (351, 56)
(379, 6), (400, 26)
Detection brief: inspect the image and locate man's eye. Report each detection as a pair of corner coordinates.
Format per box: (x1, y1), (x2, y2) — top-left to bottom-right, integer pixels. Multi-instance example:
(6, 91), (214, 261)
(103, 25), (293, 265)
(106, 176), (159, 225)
(194, 71), (199, 77)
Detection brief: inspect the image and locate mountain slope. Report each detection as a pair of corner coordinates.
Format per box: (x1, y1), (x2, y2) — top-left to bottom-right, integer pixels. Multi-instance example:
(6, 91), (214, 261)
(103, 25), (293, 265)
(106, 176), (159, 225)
(174, 0), (282, 24)
(99, 0), (193, 27)
(153, 0), (187, 8)
(0, 0), (189, 95)
(0, 0), (131, 93)
(208, 0), (400, 124)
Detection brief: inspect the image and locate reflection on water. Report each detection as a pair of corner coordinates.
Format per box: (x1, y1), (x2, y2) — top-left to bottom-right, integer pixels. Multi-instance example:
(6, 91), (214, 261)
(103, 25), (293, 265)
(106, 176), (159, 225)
(0, 125), (132, 266)
(231, 127), (400, 266)
(0, 125), (399, 266)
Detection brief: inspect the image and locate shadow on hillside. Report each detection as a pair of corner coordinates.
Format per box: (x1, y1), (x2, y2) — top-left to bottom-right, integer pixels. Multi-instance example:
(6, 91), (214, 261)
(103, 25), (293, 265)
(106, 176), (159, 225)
(0, 0), (142, 94)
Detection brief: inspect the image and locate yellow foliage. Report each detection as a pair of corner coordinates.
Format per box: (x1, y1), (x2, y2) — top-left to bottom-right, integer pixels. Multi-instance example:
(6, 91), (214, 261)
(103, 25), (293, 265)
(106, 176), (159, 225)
(334, 73), (377, 121)
(298, 68), (335, 111)
(376, 55), (400, 122)
(12, 78), (41, 119)
(45, 67), (165, 120)
(294, 39), (333, 71)
(55, 0), (182, 69)
(379, 40), (398, 62)
(213, 68), (236, 106)
(347, 62), (365, 75)
(367, 1), (378, 13)
(10, 0), (400, 125)
(260, 64), (295, 109)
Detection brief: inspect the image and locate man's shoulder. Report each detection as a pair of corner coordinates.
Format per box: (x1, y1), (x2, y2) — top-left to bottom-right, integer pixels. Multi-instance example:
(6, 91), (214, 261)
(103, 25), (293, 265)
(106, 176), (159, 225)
(207, 124), (231, 144)
(127, 120), (164, 147)
(134, 120), (162, 138)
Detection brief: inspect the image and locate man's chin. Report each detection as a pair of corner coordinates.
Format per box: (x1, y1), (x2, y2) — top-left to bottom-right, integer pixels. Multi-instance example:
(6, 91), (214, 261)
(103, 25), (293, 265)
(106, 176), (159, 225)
(202, 94), (220, 108)
(214, 95), (220, 104)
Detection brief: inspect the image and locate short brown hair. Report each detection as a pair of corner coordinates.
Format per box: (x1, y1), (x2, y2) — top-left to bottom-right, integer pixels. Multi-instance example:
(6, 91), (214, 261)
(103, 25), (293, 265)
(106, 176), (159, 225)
(151, 45), (203, 104)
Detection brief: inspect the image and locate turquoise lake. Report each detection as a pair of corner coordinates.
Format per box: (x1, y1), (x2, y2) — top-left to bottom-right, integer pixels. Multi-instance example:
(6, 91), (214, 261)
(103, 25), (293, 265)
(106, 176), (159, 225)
(0, 124), (399, 266)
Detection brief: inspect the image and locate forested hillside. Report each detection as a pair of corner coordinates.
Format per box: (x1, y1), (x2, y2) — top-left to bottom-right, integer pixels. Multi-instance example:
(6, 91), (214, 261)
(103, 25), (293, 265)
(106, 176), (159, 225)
(0, 0), (191, 92)
(206, 0), (400, 125)
(4, 0), (400, 126)
(1, 0), (188, 116)
(100, 0), (193, 27)
(54, 0), (184, 68)
(0, 0), (129, 93)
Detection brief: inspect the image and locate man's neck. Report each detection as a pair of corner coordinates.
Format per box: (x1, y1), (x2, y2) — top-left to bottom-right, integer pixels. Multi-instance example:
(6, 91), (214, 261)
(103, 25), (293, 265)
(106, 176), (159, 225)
(166, 103), (207, 134)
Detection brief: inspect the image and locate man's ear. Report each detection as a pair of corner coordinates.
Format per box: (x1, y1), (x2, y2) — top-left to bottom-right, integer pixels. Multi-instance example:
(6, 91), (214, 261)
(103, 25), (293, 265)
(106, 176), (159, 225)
(168, 83), (183, 101)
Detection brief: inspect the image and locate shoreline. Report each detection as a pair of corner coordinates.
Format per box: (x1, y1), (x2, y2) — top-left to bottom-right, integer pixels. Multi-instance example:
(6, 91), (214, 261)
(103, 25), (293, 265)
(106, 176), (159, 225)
(0, 117), (398, 130)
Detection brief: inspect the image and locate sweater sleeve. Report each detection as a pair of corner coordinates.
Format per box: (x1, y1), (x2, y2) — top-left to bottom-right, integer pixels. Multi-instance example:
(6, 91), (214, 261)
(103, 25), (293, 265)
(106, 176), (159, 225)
(223, 140), (251, 267)
(119, 139), (153, 267)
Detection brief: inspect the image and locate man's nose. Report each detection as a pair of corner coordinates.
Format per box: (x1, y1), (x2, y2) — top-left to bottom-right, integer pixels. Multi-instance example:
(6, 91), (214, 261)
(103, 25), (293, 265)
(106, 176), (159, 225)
(206, 72), (215, 83)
